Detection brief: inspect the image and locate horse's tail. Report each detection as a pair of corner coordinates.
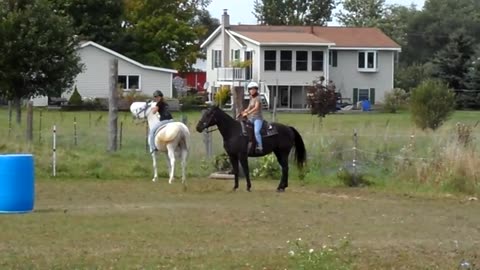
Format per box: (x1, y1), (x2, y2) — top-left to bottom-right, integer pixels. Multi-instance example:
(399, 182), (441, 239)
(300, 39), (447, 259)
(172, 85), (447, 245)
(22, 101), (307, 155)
(179, 123), (190, 151)
(290, 127), (307, 170)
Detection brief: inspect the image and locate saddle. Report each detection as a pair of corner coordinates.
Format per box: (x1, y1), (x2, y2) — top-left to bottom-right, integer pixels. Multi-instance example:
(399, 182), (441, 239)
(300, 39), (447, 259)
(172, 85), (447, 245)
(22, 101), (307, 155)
(153, 120), (175, 136)
(240, 119), (278, 154)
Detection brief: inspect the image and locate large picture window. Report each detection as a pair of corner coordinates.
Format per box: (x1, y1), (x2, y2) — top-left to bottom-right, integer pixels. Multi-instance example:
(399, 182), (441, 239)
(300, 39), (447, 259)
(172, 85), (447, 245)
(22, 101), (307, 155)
(118, 75), (140, 90)
(264, 50), (277, 71)
(311, 51), (324, 71)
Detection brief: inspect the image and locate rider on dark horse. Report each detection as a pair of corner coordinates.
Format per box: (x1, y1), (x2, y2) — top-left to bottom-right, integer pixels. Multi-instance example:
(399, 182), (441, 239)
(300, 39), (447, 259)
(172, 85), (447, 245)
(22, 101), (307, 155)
(239, 81), (263, 153)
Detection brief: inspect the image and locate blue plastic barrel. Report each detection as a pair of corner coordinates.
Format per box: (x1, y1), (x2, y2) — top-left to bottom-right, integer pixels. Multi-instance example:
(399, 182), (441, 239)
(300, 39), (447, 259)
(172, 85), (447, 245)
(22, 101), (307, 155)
(0, 154), (35, 214)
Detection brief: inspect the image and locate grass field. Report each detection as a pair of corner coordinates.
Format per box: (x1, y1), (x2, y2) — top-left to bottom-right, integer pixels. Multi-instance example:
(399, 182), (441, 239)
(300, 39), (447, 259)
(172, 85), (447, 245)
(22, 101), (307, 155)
(0, 108), (479, 269)
(1, 180), (479, 269)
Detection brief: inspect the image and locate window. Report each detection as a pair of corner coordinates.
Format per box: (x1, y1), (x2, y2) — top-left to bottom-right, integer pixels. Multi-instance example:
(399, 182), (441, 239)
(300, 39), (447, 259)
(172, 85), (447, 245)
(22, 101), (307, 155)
(264, 50), (276, 71)
(231, 49), (240, 61)
(118, 75), (140, 90)
(212, 50), (222, 69)
(329, 50), (337, 67)
(358, 51), (377, 71)
(358, 89), (369, 101)
(296, 51), (308, 71)
(280, 50), (292, 71)
(312, 51), (324, 71)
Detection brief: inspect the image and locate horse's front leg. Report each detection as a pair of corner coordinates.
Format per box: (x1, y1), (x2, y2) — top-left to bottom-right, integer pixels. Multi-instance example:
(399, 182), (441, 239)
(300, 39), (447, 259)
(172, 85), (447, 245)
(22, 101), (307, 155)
(239, 156), (251, 192)
(228, 154), (240, 191)
(151, 152), (158, 182)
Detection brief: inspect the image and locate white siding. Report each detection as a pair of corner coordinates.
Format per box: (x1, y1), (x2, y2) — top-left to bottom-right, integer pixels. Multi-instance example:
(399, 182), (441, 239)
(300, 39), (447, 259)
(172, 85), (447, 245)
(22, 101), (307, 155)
(63, 45), (173, 100)
(329, 50), (395, 103)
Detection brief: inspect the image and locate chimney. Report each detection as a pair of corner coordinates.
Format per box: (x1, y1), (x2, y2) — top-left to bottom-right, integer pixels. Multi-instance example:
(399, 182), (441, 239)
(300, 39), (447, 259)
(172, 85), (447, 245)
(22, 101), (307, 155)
(221, 9), (230, 67)
(222, 9), (230, 29)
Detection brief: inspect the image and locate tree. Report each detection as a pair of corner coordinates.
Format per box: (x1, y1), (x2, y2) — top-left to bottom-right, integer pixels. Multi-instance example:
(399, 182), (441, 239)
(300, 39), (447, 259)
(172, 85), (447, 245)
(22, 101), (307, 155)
(49, 0), (124, 50)
(431, 30), (475, 90)
(466, 56), (480, 90)
(402, 0), (480, 65)
(378, 4), (418, 49)
(119, 0), (211, 71)
(336, 0), (385, 27)
(0, 0), (83, 124)
(253, 0), (336, 26)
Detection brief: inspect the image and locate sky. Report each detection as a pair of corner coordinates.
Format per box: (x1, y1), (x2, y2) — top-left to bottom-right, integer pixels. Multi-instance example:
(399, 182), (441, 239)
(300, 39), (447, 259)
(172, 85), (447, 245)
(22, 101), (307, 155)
(207, 0), (426, 26)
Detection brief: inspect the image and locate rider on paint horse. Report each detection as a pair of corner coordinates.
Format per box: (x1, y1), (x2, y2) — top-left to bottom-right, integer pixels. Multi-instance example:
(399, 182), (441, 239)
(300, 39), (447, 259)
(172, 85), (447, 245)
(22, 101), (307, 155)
(148, 90), (173, 153)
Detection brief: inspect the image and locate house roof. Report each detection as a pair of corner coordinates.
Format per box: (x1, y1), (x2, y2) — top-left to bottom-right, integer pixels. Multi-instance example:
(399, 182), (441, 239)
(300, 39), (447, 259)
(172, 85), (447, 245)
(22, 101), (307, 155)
(79, 41), (177, 73)
(201, 25), (401, 50)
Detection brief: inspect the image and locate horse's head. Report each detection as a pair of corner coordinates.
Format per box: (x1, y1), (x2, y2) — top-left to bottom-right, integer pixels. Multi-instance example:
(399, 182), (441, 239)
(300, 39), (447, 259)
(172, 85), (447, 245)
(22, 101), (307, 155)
(196, 105), (219, 132)
(130, 101), (154, 119)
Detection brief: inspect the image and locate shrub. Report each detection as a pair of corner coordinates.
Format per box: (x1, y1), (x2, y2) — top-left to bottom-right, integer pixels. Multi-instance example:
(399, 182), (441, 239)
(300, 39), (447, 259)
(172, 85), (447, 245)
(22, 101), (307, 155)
(68, 86), (83, 106)
(213, 153), (231, 172)
(306, 84), (336, 117)
(383, 88), (408, 113)
(214, 85), (231, 108)
(252, 154), (281, 179)
(410, 79), (455, 130)
(179, 95), (204, 110)
(336, 167), (372, 187)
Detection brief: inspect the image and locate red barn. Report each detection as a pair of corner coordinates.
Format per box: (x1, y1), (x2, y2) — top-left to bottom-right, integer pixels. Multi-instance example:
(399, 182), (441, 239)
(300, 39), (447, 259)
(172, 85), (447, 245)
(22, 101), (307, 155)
(176, 71), (207, 93)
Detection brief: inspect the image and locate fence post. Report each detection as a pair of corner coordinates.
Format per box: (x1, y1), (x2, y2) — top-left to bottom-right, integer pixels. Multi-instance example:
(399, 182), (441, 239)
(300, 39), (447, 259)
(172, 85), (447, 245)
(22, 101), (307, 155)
(52, 125), (57, 177)
(203, 129), (212, 158)
(8, 100), (12, 138)
(353, 129), (358, 186)
(272, 96), (277, 122)
(26, 101), (33, 142)
(74, 116), (77, 146)
(145, 123), (149, 153)
(89, 112), (92, 128)
(39, 110), (42, 143)
(119, 121), (123, 150)
(108, 58), (119, 152)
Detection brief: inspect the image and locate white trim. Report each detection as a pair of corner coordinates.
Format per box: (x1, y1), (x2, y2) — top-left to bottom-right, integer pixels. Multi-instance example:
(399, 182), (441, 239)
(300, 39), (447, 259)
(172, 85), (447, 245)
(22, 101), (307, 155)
(261, 42), (335, 46)
(225, 29), (244, 48)
(80, 41), (177, 73)
(357, 51), (378, 72)
(200, 26), (222, 48)
(391, 52), (395, 91)
(229, 31), (261, 45)
(333, 46), (401, 52)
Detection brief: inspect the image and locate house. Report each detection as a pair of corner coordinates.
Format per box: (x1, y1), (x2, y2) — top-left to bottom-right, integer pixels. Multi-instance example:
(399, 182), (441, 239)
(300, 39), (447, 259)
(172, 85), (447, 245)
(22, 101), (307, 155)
(200, 10), (401, 109)
(32, 41), (177, 106)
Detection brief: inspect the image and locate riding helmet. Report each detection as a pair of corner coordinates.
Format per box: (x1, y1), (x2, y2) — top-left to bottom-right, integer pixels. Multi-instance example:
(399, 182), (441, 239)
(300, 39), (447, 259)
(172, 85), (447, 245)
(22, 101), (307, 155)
(153, 90), (163, 97)
(247, 82), (259, 89)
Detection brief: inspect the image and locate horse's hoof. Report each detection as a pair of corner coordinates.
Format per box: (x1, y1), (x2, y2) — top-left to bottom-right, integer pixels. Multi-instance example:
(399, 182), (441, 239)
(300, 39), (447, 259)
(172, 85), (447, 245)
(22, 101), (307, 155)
(247, 188), (251, 192)
(233, 187), (238, 192)
(152, 178), (157, 182)
(276, 188), (285, 193)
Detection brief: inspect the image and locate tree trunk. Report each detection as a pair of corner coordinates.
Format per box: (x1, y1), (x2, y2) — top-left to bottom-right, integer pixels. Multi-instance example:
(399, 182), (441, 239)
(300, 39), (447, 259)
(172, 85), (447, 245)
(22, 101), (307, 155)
(13, 97), (21, 125)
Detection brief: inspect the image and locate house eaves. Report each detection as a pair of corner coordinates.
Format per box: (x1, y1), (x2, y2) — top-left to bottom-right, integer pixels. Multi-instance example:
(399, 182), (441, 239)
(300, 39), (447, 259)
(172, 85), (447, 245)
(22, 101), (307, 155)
(80, 41), (177, 73)
(200, 26), (222, 49)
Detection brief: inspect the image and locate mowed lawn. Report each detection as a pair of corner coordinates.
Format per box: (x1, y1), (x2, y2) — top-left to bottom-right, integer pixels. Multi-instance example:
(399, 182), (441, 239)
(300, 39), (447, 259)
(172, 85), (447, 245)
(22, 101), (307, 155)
(1, 179), (479, 269)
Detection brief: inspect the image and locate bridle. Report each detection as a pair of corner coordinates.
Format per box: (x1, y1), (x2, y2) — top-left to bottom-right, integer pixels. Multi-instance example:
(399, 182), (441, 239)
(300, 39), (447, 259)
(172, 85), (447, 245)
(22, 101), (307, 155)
(201, 108), (218, 133)
(136, 101), (151, 119)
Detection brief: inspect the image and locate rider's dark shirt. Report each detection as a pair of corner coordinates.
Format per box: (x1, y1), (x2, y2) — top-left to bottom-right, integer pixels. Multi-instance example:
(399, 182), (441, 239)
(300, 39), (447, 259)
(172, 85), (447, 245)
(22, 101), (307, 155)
(156, 101), (173, 121)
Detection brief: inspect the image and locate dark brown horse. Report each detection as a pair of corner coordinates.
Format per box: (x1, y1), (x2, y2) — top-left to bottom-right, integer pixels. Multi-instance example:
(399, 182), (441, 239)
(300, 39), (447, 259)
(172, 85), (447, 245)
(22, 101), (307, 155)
(196, 106), (306, 192)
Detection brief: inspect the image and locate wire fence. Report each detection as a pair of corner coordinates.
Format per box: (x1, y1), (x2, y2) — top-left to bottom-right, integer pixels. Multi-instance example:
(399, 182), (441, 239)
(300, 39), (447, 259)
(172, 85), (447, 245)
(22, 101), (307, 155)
(0, 108), (479, 179)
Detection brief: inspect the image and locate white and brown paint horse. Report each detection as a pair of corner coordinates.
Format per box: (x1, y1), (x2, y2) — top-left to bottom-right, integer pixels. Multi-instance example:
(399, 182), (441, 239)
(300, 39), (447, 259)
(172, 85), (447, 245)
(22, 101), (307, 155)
(130, 101), (190, 184)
